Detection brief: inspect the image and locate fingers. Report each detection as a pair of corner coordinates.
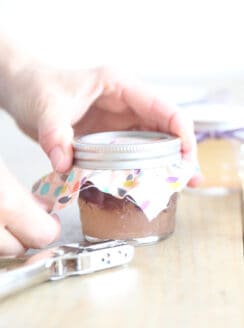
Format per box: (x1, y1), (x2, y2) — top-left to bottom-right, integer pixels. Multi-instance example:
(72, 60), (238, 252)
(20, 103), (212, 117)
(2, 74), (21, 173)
(165, 109), (203, 185)
(122, 85), (192, 147)
(0, 227), (26, 256)
(36, 67), (105, 173)
(38, 107), (74, 173)
(98, 69), (197, 157)
(120, 83), (203, 185)
(39, 65), (202, 184)
(0, 163), (61, 256)
(188, 173), (204, 187)
(33, 194), (54, 213)
(4, 191), (61, 250)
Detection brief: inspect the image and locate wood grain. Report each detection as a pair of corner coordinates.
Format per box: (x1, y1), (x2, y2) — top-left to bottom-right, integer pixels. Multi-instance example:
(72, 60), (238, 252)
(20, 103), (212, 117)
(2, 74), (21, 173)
(0, 191), (243, 328)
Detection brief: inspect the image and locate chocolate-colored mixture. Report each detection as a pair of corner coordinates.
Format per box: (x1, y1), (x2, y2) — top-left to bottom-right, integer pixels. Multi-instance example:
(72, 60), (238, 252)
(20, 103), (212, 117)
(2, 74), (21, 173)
(78, 183), (177, 241)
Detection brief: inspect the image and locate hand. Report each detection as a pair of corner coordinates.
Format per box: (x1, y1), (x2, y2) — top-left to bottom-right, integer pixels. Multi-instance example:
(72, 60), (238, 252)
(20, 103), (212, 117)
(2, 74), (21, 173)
(0, 37), (201, 256)
(0, 160), (60, 255)
(9, 66), (202, 186)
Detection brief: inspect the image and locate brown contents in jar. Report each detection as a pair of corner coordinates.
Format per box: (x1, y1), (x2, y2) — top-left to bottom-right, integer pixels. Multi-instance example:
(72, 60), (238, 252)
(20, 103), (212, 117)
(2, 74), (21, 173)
(78, 183), (177, 240)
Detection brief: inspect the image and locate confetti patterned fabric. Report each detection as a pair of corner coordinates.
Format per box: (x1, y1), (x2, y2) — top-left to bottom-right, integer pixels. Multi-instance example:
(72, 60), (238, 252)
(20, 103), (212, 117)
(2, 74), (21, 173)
(32, 162), (194, 221)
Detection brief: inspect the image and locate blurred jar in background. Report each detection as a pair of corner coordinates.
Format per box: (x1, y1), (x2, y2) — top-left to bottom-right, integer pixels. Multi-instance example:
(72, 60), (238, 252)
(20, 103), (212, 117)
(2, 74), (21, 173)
(183, 104), (244, 194)
(239, 144), (244, 197)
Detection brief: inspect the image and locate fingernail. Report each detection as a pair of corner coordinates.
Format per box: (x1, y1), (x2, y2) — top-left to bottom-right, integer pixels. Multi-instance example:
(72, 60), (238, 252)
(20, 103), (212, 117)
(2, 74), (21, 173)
(49, 146), (64, 171)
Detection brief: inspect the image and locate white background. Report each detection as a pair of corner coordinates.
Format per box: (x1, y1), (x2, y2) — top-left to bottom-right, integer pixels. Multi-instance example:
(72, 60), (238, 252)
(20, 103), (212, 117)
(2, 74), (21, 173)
(0, 0), (244, 82)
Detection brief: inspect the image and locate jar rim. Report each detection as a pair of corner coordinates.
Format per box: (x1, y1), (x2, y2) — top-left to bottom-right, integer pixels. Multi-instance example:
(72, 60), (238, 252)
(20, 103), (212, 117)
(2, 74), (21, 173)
(182, 104), (244, 132)
(73, 131), (181, 169)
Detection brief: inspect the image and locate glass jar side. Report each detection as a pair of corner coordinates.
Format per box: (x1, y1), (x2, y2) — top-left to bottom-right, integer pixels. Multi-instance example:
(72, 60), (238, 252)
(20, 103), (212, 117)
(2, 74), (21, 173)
(197, 137), (241, 192)
(78, 182), (178, 245)
(74, 131), (183, 245)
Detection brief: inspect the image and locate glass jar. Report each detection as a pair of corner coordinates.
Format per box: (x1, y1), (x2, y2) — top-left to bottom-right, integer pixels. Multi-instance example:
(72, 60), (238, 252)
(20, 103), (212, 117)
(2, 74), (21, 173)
(73, 131), (190, 245)
(184, 104), (243, 194)
(239, 144), (244, 193)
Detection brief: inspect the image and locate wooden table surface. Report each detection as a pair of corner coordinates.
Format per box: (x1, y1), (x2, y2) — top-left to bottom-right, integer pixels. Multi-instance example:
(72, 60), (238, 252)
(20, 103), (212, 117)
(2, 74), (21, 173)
(0, 191), (243, 328)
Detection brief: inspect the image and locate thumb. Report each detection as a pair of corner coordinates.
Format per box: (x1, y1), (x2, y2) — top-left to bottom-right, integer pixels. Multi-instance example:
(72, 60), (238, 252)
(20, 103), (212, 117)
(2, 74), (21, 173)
(38, 106), (74, 173)
(0, 161), (61, 254)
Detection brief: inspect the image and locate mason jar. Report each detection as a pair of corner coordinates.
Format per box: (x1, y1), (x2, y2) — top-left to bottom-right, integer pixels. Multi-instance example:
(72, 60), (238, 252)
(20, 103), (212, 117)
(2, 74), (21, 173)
(73, 131), (191, 245)
(184, 104), (243, 194)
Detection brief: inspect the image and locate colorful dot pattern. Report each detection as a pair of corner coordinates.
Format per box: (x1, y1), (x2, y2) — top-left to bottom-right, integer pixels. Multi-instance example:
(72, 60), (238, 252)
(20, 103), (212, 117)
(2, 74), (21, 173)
(32, 162), (193, 218)
(32, 168), (83, 211)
